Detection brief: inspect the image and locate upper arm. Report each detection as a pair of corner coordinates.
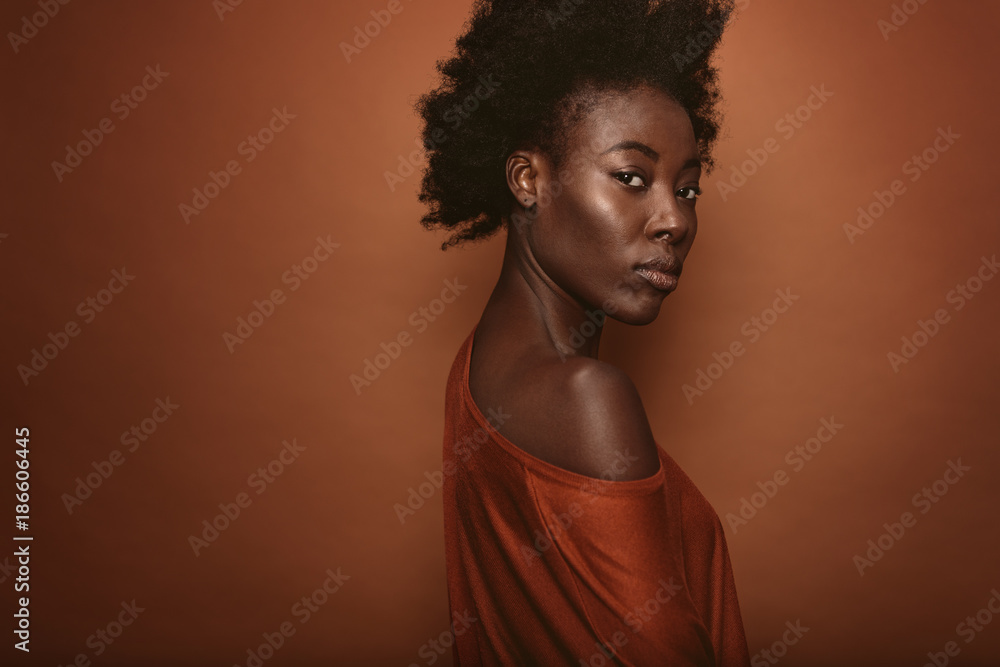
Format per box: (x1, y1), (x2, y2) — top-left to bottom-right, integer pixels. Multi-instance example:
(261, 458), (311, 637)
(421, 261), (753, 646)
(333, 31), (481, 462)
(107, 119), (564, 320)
(518, 359), (662, 481)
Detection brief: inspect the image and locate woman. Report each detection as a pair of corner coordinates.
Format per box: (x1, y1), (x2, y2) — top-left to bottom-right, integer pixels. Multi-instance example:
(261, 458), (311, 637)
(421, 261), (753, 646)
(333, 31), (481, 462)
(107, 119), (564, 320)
(417, 0), (750, 664)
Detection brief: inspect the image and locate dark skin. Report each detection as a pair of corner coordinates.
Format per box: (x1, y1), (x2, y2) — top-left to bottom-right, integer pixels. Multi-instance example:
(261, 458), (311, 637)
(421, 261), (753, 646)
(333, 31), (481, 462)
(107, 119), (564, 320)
(467, 85), (702, 482)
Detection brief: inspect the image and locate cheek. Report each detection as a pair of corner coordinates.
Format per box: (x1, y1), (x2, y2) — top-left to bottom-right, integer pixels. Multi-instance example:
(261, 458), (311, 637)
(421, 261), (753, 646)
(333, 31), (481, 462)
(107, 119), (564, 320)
(682, 211), (699, 248)
(529, 180), (632, 301)
(548, 177), (629, 252)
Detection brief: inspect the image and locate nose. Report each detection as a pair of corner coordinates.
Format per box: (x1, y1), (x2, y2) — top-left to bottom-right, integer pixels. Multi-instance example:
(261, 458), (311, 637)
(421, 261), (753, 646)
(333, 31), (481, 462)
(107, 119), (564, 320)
(644, 191), (693, 245)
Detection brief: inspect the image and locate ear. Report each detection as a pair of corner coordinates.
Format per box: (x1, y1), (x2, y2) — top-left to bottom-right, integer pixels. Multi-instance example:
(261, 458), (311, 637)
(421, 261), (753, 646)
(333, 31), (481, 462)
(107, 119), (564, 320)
(505, 150), (545, 209)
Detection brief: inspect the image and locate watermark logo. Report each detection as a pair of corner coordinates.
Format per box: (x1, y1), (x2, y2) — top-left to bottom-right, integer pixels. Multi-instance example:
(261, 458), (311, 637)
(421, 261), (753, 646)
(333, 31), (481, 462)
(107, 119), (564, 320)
(716, 85), (833, 202)
(852, 458), (970, 576)
(52, 66), (169, 182)
(213, 0), (244, 21)
(351, 278), (467, 395)
(340, 0), (412, 63)
(877, 0), (931, 41)
(17, 267), (135, 386)
(385, 75), (500, 192)
(232, 567), (349, 667)
(222, 236), (339, 354)
(407, 610), (478, 666)
(7, 0), (73, 54)
(187, 439), (306, 556)
(394, 406), (511, 524)
(178, 106), (296, 224)
(886, 254), (996, 373)
(921, 588), (1000, 666)
(682, 287), (799, 404)
(725, 417), (844, 535)
(61, 397), (180, 514)
(750, 619), (809, 666)
(844, 126), (959, 243)
(56, 600), (145, 663)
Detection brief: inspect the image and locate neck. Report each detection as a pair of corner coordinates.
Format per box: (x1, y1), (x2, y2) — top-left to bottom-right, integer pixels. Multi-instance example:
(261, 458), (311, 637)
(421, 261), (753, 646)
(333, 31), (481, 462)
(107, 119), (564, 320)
(479, 225), (605, 360)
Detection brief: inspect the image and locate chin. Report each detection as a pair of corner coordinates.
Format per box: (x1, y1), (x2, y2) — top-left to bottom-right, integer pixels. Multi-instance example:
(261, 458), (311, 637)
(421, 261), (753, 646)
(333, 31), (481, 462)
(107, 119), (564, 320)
(610, 299), (665, 326)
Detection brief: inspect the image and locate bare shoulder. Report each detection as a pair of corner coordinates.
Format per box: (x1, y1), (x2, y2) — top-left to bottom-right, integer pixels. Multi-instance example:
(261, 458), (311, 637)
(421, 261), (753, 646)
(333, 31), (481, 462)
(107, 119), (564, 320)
(490, 354), (662, 482)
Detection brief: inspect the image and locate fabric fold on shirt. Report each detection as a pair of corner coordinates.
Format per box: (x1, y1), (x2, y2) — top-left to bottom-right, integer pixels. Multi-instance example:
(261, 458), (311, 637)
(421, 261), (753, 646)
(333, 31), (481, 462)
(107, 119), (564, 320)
(443, 324), (751, 666)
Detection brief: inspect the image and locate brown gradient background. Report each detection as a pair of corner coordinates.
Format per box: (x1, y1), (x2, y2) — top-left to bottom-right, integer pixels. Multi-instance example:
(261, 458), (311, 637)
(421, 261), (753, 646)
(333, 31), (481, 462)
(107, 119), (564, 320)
(2, 0), (999, 665)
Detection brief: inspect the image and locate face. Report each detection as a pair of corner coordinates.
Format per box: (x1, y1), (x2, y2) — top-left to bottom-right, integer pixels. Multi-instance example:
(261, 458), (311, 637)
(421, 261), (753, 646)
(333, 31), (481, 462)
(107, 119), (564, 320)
(509, 85), (702, 325)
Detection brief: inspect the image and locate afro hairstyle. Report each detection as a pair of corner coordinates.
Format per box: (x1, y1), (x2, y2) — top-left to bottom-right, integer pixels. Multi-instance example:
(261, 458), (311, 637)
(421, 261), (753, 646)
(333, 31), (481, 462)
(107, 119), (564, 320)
(416, 0), (735, 249)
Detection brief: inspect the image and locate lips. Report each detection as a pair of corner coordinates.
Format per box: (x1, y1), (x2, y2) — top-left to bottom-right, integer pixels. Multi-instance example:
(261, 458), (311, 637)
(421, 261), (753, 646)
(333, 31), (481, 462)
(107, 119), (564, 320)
(635, 256), (681, 292)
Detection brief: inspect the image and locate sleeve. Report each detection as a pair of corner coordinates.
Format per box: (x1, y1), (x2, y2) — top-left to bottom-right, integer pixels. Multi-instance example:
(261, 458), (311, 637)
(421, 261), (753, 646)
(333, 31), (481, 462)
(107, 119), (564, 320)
(524, 465), (719, 666)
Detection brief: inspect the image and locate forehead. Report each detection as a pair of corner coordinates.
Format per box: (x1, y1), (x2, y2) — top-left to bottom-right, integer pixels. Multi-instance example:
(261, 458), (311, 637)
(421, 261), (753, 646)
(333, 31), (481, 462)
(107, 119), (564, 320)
(561, 86), (698, 162)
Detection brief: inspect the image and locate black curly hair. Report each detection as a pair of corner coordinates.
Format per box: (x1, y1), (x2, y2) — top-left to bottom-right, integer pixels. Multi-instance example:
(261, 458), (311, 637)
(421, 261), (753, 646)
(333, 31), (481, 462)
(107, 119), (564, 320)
(416, 0), (735, 250)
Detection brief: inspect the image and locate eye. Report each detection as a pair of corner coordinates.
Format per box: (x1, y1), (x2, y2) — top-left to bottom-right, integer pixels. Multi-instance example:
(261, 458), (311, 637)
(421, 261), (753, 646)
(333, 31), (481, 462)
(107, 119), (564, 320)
(677, 185), (702, 201)
(613, 171), (646, 188)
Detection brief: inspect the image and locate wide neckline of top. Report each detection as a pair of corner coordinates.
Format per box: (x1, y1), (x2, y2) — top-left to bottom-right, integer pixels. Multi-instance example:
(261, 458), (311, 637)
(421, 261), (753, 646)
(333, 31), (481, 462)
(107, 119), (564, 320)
(459, 321), (667, 495)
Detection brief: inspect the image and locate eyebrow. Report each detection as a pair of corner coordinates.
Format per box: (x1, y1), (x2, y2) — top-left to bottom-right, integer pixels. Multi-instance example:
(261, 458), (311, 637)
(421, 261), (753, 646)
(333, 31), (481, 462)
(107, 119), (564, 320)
(600, 141), (702, 171)
(602, 140), (659, 160)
